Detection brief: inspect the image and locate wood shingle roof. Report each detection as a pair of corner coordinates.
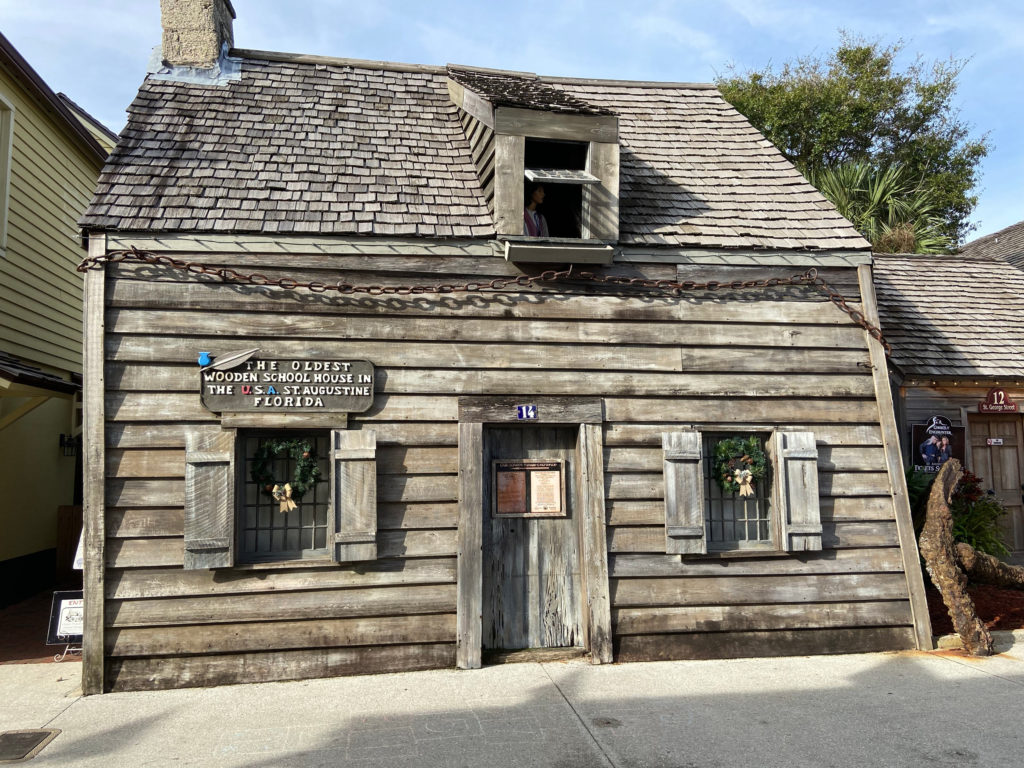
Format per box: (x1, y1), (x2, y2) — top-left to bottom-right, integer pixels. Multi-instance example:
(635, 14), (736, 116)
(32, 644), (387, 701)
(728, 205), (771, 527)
(873, 253), (1024, 379)
(959, 220), (1024, 269)
(81, 51), (869, 250)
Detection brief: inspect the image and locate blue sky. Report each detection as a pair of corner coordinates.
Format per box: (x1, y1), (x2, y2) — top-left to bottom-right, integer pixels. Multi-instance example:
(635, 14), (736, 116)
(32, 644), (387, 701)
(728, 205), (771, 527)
(2, 0), (1020, 241)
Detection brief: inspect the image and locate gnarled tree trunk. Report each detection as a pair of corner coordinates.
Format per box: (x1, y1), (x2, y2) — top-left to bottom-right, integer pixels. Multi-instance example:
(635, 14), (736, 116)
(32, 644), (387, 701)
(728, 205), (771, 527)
(917, 460), (993, 656)
(956, 542), (1024, 589)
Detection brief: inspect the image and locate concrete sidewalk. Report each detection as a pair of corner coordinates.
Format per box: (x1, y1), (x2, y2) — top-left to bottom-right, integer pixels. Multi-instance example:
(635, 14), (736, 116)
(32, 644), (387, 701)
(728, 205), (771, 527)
(3, 645), (1023, 768)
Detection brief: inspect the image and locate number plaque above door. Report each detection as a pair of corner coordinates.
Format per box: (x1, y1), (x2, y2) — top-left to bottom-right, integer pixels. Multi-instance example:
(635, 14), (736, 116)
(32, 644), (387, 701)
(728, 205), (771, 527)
(979, 388), (1018, 414)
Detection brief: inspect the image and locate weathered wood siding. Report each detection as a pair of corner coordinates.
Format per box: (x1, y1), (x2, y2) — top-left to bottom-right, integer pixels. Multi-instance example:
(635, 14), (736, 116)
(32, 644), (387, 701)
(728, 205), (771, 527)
(98, 241), (914, 689)
(459, 111), (495, 214)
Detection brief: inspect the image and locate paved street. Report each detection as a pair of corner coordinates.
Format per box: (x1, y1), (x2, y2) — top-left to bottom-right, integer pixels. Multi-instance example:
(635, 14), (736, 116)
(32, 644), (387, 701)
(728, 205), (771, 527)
(2, 643), (1023, 768)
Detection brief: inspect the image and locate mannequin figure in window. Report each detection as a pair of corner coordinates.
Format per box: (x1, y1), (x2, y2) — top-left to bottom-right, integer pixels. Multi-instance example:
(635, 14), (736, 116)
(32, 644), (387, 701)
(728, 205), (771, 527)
(523, 182), (549, 237)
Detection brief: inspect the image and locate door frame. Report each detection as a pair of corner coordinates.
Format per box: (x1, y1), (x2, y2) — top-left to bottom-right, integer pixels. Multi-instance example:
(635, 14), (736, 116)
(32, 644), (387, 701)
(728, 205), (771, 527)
(456, 396), (612, 668)
(966, 410), (1024, 552)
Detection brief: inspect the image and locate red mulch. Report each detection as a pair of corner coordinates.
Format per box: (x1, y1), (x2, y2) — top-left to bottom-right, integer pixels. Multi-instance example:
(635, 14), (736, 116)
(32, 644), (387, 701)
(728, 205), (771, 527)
(926, 580), (1024, 635)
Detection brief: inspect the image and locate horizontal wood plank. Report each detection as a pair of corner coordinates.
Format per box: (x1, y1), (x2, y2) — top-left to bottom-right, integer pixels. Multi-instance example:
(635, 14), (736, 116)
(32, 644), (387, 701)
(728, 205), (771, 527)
(615, 627), (916, 662)
(108, 309), (869, 349)
(108, 583), (457, 627)
(606, 522), (898, 553)
(613, 600), (912, 634)
(608, 547), (905, 577)
(106, 642), (454, 691)
(108, 280), (856, 324)
(107, 613), (456, 656)
(106, 557), (456, 599)
(610, 572), (909, 607)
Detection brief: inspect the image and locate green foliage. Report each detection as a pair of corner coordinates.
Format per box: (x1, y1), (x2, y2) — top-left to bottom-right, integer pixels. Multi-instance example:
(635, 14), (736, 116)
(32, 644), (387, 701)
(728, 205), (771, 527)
(712, 436), (767, 495)
(716, 33), (989, 246)
(810, 163), (952, 253)
(250, 438), (322, 501)
(906, 467), (1009, 557)
(950, 470), (1010, 557)
(905, 466), (933, 535)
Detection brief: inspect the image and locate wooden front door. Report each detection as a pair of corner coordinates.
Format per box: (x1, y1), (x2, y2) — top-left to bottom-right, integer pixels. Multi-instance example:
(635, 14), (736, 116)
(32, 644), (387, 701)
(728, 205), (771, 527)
(968, 415), (1024, 552)
(482, 426), (583, 650)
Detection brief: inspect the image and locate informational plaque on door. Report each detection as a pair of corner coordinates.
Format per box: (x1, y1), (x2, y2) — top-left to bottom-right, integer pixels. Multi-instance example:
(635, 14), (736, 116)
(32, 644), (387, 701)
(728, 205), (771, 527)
(493, 459), (566, 517)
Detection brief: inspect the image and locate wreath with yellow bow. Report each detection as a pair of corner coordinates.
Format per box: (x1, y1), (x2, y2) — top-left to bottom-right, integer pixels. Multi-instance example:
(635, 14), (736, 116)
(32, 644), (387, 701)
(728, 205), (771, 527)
(713, 436), (767, 497)
(250, 438), (322, 513)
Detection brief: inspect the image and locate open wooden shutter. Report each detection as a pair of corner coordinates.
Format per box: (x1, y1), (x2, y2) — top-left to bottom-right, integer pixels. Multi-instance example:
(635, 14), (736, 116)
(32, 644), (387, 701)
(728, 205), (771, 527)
(331, 429), (377, 562)
(184, 429), (236, 569)
(662, 431), (706, 555)
(772, 431), (822, 551)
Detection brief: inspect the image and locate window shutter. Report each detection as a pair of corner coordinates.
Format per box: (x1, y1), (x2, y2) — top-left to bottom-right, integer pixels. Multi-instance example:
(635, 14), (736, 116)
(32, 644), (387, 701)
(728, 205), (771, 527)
(662, 431), (706, 555)
(183, 429), (236, 569)
(331, 429), (378, 562)
(772, 431), (822, 552)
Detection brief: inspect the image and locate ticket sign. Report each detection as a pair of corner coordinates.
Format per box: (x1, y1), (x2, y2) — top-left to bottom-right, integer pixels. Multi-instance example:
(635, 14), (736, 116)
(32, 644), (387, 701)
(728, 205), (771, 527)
(200, 355), (374, 413)
(979, 388), (1018, 414)
(911, 415), (966, 473)
(493, 459), (566, 517)
(46, 590), (84, 645)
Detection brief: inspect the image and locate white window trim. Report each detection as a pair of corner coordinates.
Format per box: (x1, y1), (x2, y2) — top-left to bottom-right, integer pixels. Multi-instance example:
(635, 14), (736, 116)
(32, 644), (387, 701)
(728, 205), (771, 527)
(0, 93), (14, 258)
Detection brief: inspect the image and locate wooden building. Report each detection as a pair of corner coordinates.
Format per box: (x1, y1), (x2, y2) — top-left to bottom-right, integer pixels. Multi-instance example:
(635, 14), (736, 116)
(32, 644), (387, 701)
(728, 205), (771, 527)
(0, 31), (113, 605)
(875, 252), (1024, 555)
(78, 0), (932, 693)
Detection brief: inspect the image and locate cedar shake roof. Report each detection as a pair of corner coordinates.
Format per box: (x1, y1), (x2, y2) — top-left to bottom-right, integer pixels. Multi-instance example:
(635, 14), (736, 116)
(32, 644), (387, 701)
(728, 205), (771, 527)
(447, 68), (613, 116)
(873, 253), (1024, 379)
(959, 220), (1024, 269)
(81, 52), (869, 250)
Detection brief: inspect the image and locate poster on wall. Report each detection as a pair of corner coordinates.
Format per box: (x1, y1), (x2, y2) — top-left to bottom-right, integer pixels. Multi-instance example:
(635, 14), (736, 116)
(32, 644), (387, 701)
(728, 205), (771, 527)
(492, 460), (567, 517)
(911, 415), (966, 473)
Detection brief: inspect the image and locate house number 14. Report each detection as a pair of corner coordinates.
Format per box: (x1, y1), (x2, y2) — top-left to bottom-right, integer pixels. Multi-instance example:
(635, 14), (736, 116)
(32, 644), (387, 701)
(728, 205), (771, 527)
(517, 404), (538, 420)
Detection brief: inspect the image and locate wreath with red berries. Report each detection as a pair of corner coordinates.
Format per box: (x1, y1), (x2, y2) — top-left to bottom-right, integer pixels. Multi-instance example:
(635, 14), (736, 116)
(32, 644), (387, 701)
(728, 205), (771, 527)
(712, 436), (768, 495)
(250, 438), (322, 501)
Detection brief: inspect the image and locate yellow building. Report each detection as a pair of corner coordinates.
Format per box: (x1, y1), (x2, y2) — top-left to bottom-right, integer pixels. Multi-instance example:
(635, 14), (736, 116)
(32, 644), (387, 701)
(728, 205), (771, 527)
(0, 31), (112, 605)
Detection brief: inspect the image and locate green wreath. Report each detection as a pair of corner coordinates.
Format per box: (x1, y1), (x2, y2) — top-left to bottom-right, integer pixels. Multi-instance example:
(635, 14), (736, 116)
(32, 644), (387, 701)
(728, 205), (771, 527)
(713, 436), (768, 495)
(250, 438), (322, 501)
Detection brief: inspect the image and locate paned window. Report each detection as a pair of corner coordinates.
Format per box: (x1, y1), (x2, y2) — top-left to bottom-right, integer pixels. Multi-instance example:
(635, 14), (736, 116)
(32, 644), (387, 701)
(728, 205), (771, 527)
(662, 430), (822, 555)
(183, 427), (378, 569)
(238, 432), (330, 562)
(702, 433), (773, 551)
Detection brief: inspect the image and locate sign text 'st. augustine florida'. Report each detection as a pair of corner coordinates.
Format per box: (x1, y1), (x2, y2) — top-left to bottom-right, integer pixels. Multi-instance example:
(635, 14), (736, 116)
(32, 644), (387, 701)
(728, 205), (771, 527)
(200, 358), (375, 413)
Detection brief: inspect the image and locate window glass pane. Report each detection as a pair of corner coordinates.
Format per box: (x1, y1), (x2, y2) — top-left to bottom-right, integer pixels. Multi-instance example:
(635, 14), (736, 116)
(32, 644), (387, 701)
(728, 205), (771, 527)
(239, 432), (330, 561)
(704, 433), (772, 547)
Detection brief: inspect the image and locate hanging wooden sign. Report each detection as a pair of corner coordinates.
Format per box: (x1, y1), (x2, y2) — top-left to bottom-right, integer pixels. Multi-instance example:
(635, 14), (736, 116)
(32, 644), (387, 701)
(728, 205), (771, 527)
(199, 351), (374, 413)
(493, 459), (566, 517)
(979, 388), (1018, 414)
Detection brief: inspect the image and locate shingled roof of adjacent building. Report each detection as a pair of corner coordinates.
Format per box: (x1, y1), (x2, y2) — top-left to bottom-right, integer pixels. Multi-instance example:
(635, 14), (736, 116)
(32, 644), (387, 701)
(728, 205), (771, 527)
(959, 219), (1024, 269)
(81, 51), (869, 250)
(874, 253), (1024, 379)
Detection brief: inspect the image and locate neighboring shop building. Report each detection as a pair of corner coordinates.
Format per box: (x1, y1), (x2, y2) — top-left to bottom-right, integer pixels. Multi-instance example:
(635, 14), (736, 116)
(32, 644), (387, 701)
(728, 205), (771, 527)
(77, 0), (932, 693)
(874, 252), (1024, 554)
(0, 31), (113, 606)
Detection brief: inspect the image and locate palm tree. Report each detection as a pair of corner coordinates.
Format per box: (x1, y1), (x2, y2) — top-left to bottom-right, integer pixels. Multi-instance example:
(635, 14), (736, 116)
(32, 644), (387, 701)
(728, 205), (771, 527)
(809, 163), (953, 254)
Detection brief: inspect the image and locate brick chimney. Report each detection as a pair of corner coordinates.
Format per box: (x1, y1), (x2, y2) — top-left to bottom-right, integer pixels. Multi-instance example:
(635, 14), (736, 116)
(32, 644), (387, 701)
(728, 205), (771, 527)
(160, 0), (236, 69)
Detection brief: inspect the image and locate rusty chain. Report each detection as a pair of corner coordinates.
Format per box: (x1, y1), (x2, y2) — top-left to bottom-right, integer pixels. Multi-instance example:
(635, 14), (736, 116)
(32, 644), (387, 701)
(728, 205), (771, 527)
(77, 246), (891, 355)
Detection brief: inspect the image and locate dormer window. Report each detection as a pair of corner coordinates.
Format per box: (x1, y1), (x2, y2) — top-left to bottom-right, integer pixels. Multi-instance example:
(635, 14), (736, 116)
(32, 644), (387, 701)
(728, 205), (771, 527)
(524, 139), (600, 239)
(447, 66), (619, 263)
